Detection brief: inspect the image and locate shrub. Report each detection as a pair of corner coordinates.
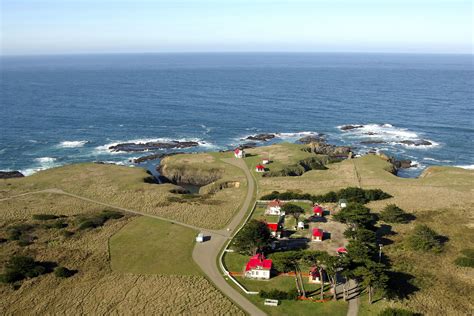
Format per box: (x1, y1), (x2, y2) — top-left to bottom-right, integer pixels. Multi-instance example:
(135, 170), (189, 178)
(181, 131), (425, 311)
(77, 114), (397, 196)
(259, 288), (300, 301)
(54, 266), (77, 278)
(378, 307), (418, 316)
(406, 224), (444, 253)
(32, 214), (59, 221)
(61, 230), (74, 237)
(7, 224), (35, 241)
(454, 249), (474, 268)
(43, 221), (68, 229)
(380, 204), (411, 223)
(78, 210), (124, 230)
(0, 256), (52, 283)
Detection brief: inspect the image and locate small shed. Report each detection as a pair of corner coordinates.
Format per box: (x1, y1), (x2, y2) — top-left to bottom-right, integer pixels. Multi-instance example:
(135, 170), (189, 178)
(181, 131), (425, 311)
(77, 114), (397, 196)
(266, 222), (281, 238)
(234, 148), (245, 158)
(313, 205), (324, 217)
(297, 221), (305, 229)
(255, 164), (265, 172)
(312, 228), (323, 242)
(262, 158), (270, 165)
(308, 266), (321, 284)
(196, 233), (204, 243)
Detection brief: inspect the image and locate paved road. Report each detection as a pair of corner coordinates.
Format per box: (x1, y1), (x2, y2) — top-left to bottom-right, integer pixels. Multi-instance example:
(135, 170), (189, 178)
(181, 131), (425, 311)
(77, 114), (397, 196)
(192, 158), (266, 316)
(346, 280), (360, 316)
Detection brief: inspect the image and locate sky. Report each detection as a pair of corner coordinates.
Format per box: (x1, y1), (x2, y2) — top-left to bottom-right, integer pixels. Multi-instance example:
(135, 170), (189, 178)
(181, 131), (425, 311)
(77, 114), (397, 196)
(0, 0), (472, 55)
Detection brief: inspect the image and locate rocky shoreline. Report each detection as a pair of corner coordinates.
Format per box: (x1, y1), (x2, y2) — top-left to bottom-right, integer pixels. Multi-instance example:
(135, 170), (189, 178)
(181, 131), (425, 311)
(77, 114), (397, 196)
(108, 140), (200, 152)
(0, 171), (24, 179)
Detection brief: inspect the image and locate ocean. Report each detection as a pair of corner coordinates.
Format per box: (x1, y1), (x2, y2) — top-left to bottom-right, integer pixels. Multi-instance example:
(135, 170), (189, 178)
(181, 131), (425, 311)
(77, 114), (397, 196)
(1, 53), (473, 177)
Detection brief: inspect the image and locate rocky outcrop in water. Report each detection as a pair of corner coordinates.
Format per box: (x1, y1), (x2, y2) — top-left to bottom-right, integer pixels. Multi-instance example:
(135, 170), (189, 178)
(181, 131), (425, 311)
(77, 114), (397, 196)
(360, 140), (387, 144)
(340, 125), (364, 131)
(245, 133), (276, 141)
(132, 152), (179, 164)
(399, 140), (432, 147)
(109, 141), (199, 152)
(298, 134), (325, 144)
(0, 171), (24, 179)
(305, 141), (352, 157)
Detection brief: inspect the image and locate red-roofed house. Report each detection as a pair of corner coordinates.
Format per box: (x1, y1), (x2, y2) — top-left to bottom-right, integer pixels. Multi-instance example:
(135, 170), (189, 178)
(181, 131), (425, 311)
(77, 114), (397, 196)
(308, 266), (322, 283)
(266, 199), (284, 215)
(266, 222), (282, 238)
(255, 164), (265, 172)
(245, 254), (272, 279)
(234, 148), (245, 158)
(313, 205), (324, 217)
(312, 228), (324, 241)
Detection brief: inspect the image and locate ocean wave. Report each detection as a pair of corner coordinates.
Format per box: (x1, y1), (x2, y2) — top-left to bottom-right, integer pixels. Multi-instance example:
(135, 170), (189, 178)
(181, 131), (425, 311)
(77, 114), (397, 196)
(455, 164), (474, 170)
(276, 131), (321, 139)
(338, 123), (438, 149)
(423, 157), (452, 163)
(34, 157), (57, 163)
(58, 140), (88, 148)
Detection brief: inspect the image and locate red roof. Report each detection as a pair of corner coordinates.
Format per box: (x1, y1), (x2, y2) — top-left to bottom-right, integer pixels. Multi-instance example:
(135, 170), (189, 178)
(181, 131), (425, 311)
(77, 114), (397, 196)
(268, 199), (283, 207)
(337, 247), (348, 253)
(312, 228), (323, 237)
(313, 205), (323, 215)
(267, 223), (279, 232)
(234, 148), (241, 154)
(310, 266), (321, 277)
(256, 164), (265, 170)
(245, 254), (272, 271)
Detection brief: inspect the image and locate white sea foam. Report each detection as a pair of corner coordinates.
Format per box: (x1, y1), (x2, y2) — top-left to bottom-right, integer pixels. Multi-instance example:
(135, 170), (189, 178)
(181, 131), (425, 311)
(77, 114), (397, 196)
(423, 157), (452, 163)
(35, 157), (56, 163)
(338, 123), (438, 149)
(276, 131), (320, 139)
(455, 164), (474, 170)
(58, 140), (88, 148)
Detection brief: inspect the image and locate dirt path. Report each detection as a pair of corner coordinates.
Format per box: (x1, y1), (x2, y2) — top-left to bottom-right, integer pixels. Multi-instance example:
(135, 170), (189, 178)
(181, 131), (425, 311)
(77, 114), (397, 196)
(192, 158), (266, 316)
(346, 279), (360, 316)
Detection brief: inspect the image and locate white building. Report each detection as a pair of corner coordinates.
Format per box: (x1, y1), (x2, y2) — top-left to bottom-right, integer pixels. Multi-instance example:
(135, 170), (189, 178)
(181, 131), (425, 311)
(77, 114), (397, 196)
(265, 199), (284, 215)
(234, 148), (245, 158)
(245, 254), (272, 280)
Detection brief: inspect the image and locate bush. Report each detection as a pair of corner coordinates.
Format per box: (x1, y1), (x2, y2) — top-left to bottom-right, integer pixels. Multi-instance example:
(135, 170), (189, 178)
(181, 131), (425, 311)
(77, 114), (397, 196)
(406, 224), (444, 253)
(378, 307), (418, 316)
(54, 266), (77, 278)
(0, 256), (52, 284)
(32, 214), (59, 221)
(454, 249), (474, 268)
(61, 230), (74, 237)
(380, 204), (412, 223)
(7, 224), (35, 241)
(78, 210), (124, 230)
(43, 221), (68, 229)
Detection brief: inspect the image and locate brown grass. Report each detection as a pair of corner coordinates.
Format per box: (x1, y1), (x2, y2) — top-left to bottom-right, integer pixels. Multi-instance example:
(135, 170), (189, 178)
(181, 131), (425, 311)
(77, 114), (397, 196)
(0, 195), (244, 315)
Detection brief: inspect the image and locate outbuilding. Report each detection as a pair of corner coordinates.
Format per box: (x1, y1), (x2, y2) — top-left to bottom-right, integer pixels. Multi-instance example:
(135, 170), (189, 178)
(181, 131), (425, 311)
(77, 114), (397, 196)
(312, 228), (324, 241)
(339, 199), (348, 209)
(255, 164), (265, 172)
(266, 222), (282, 238)
(313, 205), (324, 217)
(266, 199), (284, 215)
(308, 266), (322, 284)
(234, 148), (245, 158)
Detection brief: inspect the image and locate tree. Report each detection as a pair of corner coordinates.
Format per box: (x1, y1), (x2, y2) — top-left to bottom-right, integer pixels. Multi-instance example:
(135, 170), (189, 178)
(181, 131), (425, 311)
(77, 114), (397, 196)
(406, 224), (444, 253)
(347, 239), (376, 263)
(281, 203), (305, 221)
(303, 250), (327, 300)
(232, 220), (272, 255)
(344, 227), (376, 244)
(353, 261), (388, 304)
(380, 204), (411, 224)
(320, 253), (344, 301)
(270, 251), (304, 273)
(333, 203), (376, 229)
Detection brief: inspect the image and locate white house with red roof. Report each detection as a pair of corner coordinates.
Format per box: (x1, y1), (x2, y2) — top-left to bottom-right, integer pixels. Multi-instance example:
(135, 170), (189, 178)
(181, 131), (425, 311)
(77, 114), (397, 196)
(308, 266), (322, 283)
(245, 254), (272, 279)
(313, 205), (324, 217)
(255, 164), (265, 173)
(265, 199), (284, 215)
(312, 228), (324, 241)
(266, 222), (282, 238)
(234, 148), (245, 158)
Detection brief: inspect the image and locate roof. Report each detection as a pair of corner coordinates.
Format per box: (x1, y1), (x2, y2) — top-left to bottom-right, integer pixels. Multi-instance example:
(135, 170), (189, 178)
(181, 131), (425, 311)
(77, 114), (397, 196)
(312, 228), (323, 237)
(256, 164), (265, 170)
(268, 199), (283, 207)
(234, 148), (242, 154)
(267, 223), (279, 232)
(310, 266), (321, 277)
(313, 205), (323, 214)
(245, 254), (272, 271)
(337, 247), (348, 253)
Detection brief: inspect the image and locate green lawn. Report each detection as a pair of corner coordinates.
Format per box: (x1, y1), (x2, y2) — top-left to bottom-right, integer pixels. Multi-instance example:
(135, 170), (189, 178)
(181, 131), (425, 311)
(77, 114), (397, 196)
(109, 216), (200, 275)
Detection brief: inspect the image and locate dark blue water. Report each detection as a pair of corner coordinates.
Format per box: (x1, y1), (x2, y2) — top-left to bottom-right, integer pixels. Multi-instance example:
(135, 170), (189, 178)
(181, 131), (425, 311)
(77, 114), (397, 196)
(1, 53), (473, 176)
